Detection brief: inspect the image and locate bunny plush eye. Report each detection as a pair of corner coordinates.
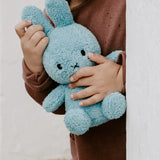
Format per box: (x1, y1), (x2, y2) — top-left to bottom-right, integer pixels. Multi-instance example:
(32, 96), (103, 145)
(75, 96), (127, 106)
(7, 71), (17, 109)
(57, 64), (62, 70)
(81, 50), (86, 56)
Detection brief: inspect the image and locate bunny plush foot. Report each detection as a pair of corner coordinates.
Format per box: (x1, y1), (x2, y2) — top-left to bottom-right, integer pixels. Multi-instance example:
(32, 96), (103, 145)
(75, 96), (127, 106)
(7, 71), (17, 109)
(102, 92), (126, 120)
(64, 109), (91, 135)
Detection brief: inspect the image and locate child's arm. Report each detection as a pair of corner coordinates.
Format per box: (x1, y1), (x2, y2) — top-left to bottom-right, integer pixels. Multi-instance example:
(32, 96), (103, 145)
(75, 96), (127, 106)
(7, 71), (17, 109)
(106, 50), (126, 93)
(15, 20), (49, 73)
(15, 20), (65, 114)
(68, 52), (125, 107)
(116, 51), (126, 93)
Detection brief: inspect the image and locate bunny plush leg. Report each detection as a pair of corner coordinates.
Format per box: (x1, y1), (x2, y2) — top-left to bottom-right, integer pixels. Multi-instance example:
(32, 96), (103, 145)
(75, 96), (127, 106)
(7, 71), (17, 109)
(43, 85), (65, 112)
(45, 0), (74, 27)
(102, 92), (127, 120)
(22, 6), (53, 35)
(64, 109), (91, 135)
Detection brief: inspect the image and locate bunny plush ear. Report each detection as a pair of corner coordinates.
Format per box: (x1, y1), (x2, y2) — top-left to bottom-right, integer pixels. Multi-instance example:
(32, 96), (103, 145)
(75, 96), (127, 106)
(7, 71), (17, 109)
(22, 6), (53, 35)
(45, 0), (74, 27)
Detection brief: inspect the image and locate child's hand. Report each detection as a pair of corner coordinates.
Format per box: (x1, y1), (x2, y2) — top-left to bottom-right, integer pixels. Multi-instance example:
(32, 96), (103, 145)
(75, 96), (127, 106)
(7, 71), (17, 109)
(69, 53), (124, 107)
(15, 20), (49, 73)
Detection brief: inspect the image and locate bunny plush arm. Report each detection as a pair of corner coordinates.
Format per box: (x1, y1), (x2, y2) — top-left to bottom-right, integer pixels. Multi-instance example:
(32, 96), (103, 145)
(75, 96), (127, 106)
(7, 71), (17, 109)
(22, 60), (67, 115)
(43, 85), (65, 112)
(106, 50), (123, 62)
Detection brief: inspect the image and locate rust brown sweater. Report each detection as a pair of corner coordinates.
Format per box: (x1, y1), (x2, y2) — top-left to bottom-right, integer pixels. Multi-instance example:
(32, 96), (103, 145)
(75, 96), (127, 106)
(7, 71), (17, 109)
(22, 0), (126, 159)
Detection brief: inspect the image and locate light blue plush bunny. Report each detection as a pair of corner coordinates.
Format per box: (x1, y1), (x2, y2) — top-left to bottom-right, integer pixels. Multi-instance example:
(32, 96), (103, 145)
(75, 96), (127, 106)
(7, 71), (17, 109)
(22, 0), (126, 135)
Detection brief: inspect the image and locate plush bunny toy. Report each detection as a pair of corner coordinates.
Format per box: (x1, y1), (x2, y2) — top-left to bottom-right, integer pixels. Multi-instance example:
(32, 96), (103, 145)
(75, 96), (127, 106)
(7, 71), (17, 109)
(22, 0), (126, 135)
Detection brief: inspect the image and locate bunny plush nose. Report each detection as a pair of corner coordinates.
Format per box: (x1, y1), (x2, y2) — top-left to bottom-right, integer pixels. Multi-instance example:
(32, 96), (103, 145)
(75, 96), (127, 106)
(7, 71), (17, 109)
(71, 63), (79, 69)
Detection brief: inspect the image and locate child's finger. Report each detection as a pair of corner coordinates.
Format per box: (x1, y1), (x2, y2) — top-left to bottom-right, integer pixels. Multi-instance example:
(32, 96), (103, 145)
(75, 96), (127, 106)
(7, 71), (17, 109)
(70, 86), (96, 100)
(69, 76), (93, 89)
(30, 31), (46, 46)
(79, 94), (103, 107)
(36, 37), (49, 54)
(70, 66), (94, 82)
(25, 25), (43, 40)
(88, 52), (109, 64)
(15, 20), (32, 38)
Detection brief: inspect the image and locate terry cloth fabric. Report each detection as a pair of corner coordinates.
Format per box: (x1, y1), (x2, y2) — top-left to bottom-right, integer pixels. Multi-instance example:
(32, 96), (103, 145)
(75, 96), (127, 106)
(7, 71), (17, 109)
(22, 0), (126, 159)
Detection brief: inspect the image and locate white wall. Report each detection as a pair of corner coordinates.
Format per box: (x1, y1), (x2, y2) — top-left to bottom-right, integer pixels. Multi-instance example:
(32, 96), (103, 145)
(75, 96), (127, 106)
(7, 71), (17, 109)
(1, 0), (71, 160)
(0, 0), (2, 159)
(127, 0), (160, 160)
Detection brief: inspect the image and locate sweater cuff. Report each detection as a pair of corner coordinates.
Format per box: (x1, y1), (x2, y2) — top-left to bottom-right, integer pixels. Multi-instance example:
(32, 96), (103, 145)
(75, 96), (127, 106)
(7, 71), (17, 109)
(116, 51), (126, 93)
(22, 59), (58, 91)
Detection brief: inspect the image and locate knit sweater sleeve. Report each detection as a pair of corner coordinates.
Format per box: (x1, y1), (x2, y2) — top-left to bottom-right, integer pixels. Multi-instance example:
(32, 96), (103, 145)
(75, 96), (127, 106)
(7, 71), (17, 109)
(22, 59), (65, 115)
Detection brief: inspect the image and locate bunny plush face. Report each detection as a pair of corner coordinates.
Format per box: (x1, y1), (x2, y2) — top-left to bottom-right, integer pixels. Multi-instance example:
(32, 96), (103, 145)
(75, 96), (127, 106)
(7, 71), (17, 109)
(22, 0), (101, 84)
(43, 24), (101, 84)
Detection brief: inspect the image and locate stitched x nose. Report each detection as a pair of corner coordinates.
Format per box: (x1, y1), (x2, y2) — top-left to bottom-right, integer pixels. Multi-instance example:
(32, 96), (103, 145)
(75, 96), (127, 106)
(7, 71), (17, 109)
(71, 63), (79, 69)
